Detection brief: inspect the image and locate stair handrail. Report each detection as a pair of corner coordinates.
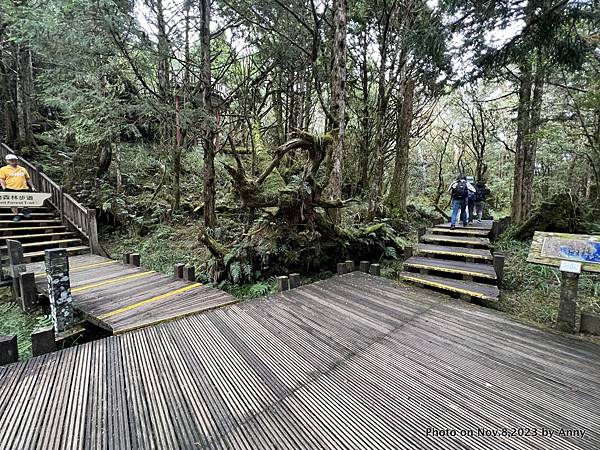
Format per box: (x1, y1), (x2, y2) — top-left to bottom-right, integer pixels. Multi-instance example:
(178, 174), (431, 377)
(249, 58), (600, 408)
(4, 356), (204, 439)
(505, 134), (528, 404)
(0, 143), (100, 254)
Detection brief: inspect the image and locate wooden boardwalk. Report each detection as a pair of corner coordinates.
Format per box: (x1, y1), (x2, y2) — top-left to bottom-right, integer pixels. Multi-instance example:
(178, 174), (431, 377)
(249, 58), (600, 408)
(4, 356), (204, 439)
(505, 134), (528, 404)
(1, 272), (599, 449)
(27, 254), (236, 334)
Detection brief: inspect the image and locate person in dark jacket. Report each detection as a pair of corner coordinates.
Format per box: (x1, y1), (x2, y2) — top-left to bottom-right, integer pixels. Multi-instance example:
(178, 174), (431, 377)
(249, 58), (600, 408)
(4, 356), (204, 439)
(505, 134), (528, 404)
(447, 175), (475, 229)
(473, 181), (491, 223)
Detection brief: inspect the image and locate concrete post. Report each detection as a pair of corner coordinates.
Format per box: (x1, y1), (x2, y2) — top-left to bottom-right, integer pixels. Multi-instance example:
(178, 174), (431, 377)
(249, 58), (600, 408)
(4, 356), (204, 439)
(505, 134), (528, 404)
(359, 261), (370, 273)
(19, 272), (38, 313)
(580, 312), (600, 335)
(493, 253), (505, 286)
(174, 263), (185, 279)
(369, 264), (381, 276)
(0, 335), (18, 366)
(130, 253), (141, 267)
(556, 271), (578, 333)
(289, 273), (300, 289)
(183, 265), (195, 281)
(6, 239), (25, 300)
(44, 248), (74, 333)
(345, 260), (355, 273)
(277, 276), (289, 292)
(336, 262), (346, 275)
(31, 326), (56, 357)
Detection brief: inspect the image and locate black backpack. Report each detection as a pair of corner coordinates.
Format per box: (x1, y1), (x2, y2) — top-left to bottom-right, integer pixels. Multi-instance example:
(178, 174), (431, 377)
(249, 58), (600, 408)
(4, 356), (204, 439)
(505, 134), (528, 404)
(475, 185), (488, 202)
(453, 180), (468, 199)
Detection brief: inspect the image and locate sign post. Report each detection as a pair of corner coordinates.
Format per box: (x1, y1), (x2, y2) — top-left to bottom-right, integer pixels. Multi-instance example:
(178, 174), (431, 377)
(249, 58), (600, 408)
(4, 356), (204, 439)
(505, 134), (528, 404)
(528, 232), (599, 333)
(0, 192), (51, 208)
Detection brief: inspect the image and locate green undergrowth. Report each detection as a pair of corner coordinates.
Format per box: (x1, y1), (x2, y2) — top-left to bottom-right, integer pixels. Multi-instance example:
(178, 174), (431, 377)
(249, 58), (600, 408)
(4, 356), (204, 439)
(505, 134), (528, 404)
(496, 238), (600, 329)
(0, 294), (53, 360)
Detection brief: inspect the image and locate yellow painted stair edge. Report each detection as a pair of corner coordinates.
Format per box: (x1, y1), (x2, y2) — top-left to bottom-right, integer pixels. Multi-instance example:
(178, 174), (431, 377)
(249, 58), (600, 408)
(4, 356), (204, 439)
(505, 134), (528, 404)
(399, 274), (497, 300)
(404, 262), (496, 280)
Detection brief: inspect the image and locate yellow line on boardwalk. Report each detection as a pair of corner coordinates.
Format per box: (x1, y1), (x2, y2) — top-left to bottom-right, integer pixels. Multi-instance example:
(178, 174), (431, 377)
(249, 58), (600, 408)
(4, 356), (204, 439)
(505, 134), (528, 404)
(34, 260), (118, 277)
(98, 283), (203, 320)
(72, 271), (155, 293)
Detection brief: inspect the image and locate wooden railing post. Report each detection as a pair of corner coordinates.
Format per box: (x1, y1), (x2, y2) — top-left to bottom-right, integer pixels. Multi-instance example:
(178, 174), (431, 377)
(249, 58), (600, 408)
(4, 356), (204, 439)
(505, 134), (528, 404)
(86, 208), (100, 255)
(6, 240), (25, 300)
(59, 187), (64, 223)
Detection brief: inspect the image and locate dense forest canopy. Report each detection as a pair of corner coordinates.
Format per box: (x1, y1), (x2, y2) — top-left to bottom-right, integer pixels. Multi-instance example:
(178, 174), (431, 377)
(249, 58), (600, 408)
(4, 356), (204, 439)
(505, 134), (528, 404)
(0, 0), (599, 282)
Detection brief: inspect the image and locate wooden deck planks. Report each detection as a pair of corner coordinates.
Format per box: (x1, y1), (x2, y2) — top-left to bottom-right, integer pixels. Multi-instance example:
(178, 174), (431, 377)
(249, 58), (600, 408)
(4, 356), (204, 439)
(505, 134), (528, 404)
(0, 272), (599, 449)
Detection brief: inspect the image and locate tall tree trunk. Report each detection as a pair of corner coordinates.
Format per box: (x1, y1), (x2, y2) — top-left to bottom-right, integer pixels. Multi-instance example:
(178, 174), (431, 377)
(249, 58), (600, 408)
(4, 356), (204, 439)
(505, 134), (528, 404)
(511, 62), (532, 224)
(0, 41), (17, 146)
(200, 0), (216, 228)
(358, 28), (369, 194)
(15, 44), (34, 148)
(326, 0), (347, 223)
(273, 70), (284, 145)
(386, 78), (415, 213)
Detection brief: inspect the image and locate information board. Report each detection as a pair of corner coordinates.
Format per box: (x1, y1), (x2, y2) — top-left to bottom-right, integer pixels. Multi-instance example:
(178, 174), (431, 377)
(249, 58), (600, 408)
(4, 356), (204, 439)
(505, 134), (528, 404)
(527, 231), (600, 274)
(0, 192), (51, 207)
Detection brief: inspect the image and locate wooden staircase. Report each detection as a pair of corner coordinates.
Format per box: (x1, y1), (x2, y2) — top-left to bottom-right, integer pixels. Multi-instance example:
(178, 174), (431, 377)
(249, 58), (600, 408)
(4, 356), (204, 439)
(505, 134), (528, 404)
(399, 220), (502, 303)
(0, 207), (90, 263)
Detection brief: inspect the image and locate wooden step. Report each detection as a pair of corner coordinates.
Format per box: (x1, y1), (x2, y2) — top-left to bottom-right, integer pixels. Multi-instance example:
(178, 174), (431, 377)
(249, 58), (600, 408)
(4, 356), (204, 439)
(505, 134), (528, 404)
(0, 219), (62, 226)
(399, 271), (499, 301)
(403, 256), (497, 280)
(429, 227), (490, 237)
(435, 220), (494, 231)
(414, 243), (493, 261)
(0, 238), (82, 251)
(420, 234), (491, 248)
(3, 246), (90, 263)
(0, 212), (56, 218)
(0, 231), (76, 241)
(0, 225), (68, 235)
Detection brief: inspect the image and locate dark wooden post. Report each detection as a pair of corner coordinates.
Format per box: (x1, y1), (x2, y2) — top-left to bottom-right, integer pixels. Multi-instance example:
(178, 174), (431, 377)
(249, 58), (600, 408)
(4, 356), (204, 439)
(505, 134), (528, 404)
(370, 264), (381, 276)
(418, 227), (427, 239)
(337, 262), (346, 275)
(277, 276), (289, 292)
(19, 272), (38, 312)
(580, 312), (600, 335)
(289, 273), (300, 289)
(404, 246), (413, 260)
(557, 271), (578, 333)
(493, 253), (505, 286)
(86, 209), (100, 255)
(490, 221), (500, 242)
(183, 265), (195, 281)
(345, 260), (355, 273)
(0, 335), (18, 366)
(174, 263), (185, 279)
(7, 239), (25, 300)
(130, 253), (141, 267)
(122, 252), (131, 264)
(31, 326), (56, 356)
(45, 249), (74, 333)
(359, 261), (370, 273)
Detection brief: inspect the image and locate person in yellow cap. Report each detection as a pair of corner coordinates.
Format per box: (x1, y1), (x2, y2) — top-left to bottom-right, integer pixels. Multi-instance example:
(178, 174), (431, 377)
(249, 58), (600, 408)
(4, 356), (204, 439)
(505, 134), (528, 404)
(0, 154), (36, 221)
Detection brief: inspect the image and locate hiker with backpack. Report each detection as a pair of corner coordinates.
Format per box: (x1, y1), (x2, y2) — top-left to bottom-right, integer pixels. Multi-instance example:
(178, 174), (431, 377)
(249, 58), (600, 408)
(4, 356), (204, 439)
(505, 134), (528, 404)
(473, 180), (491, 223)
(447, 175), (476, 229)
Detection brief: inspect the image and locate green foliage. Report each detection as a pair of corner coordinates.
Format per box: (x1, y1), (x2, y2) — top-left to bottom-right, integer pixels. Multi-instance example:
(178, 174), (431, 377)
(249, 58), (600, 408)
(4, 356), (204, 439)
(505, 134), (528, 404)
(0, 301), (52, 360)
(223, 278), (278, 299)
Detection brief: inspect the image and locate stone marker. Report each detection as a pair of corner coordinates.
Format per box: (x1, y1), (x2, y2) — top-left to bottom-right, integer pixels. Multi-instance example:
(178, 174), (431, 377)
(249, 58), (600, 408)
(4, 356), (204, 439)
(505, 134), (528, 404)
(45, 248), (74, 333)
(19, 272), (38, 312)
(370, 264), (381, 276)
(345, 260), (355, 273)
(289, 273), (300, 289)
(183, 265), (195, 281)
(277, 276), (289, 292)
(359, 261), (370, 273)
(580, 312), (600, 335)
(130, 253), (141, 267)
(0, 335), (18, 366)
(31, 326), (56, 357)
(174, 263), (185, 279)
(337, 262), (346, 275)
(556, 271), (578, 333)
